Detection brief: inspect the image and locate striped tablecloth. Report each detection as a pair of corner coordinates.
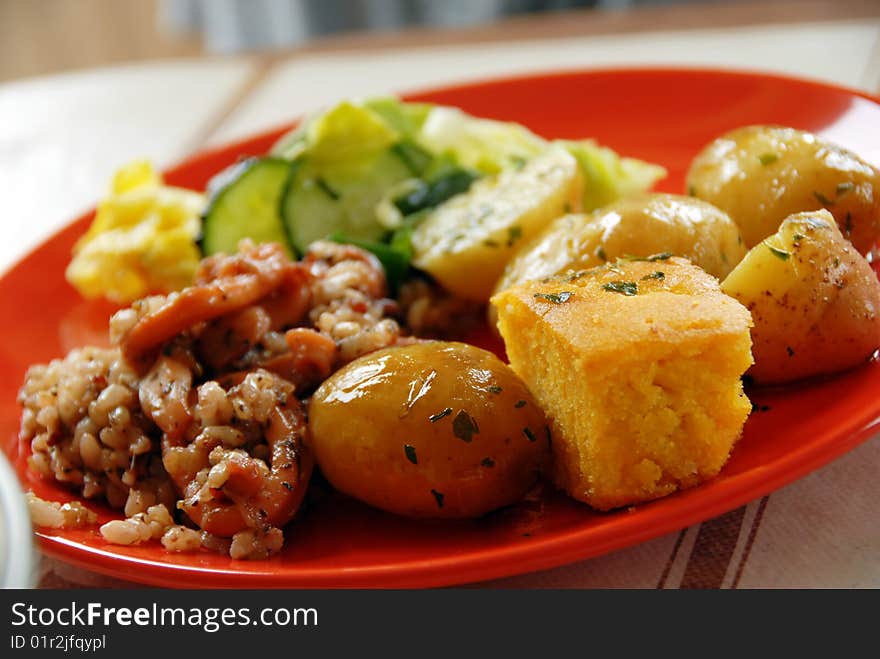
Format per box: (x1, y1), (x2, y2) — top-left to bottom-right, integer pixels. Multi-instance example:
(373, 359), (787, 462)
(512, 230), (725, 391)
(3, 3), (879, 588)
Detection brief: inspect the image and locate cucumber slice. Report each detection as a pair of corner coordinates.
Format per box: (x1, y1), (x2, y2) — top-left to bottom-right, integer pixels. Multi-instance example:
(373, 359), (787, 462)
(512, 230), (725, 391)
(281, 148), (414, 254)
(201, 157), (294, 256)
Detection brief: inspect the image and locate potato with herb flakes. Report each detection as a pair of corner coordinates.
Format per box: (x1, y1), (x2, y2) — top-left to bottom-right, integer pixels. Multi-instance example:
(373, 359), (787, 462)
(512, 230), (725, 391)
(308, 341), (550, 518)
(494, 194), (747, 297)
(410, 146), (582, 302)
(686, 125), (880, 254)
(721, 209), (880, 384)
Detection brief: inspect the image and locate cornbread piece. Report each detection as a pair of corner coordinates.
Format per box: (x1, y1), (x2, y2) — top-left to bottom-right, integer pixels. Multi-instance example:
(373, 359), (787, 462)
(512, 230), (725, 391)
(491, 257), (753, 510)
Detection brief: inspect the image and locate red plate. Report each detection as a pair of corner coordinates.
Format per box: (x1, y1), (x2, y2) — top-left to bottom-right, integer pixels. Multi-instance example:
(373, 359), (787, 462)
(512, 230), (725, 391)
(4, 68), (880, 588)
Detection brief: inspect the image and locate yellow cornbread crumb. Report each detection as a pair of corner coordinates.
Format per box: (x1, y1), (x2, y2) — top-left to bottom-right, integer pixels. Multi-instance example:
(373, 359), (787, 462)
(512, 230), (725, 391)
(491, 257), (753, 510)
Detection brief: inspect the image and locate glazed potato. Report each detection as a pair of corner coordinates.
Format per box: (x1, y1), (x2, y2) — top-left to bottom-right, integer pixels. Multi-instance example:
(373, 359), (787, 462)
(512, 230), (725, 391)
(308, 341), (550, 518)
(721, 209), (880, 384)
(494, 193), (747, 297)
(687, 125), (880, 254)
(411, 146), (582, 302)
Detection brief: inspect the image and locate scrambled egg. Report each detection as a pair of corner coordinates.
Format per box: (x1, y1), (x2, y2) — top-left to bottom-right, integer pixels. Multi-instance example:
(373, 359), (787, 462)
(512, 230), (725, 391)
(66, 161), (205, 303)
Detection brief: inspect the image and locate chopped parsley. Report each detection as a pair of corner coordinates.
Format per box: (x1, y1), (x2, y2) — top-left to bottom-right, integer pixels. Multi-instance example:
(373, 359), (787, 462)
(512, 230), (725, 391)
(404, 444), (418, 465)
(506, 226), (523, 247)
(758, 152), (779, 166)
(533, 291), (572, 304)
(483, 239), (500, 248)
(514, 400), (527, 409)
(480, 457), (495, 468)
(431, 489), (445, 509)
(813, 191), (835, 206)
(836, 182), (854, 195)
(596, 246), (608, 262)
(620, 252), (673, 263)
(641, 271), (665, 281)
(452, 410), (479, 443)
(429, 407), (452, 423)
(487, 385), (503, 394)
(764, 242), (791, 261)
(523, 427), (537, 442)
(602, 280), (638, 296)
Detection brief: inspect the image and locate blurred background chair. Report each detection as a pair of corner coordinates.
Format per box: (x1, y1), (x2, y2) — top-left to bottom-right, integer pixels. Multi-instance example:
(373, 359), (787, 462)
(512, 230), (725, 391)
(0, 0), (706, 81)
(161, 0), (610, 53)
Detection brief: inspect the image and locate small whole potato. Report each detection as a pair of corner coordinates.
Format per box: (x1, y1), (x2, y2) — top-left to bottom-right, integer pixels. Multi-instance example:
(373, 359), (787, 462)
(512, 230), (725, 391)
(721, 209), (880, 384)
(687, 125), (880, 254)
(308, 341), (550, 518)
(494, 193), (747, 297)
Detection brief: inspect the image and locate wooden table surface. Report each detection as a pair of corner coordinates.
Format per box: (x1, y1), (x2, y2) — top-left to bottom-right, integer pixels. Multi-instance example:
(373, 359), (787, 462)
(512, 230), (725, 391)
(2, 0), (879, 588)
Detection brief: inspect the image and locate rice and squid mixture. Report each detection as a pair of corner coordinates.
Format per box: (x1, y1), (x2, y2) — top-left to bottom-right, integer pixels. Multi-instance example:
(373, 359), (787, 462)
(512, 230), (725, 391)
(19, 240), (471, 559)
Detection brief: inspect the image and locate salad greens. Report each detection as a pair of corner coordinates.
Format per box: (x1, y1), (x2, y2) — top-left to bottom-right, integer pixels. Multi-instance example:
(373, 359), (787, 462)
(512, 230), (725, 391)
(202, 97), (666, 290)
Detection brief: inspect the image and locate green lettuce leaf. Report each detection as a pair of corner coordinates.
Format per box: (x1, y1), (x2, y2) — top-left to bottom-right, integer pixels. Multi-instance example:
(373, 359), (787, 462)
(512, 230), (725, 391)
(557, 139), (667, 211)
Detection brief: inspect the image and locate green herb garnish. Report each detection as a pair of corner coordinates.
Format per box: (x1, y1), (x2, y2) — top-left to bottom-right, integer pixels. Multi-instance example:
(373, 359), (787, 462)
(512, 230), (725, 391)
(431, 489), (445, 509)
(758, 152), (779, 166)
(487, 385), (503, 394)
(480, 457), (495, 468)
(641, 271), (665, 281)
(506, 225), (523, 247)
(814, 191), (835, 206)
(404, 444), (418, 465)
(533, 291), (572, 304)
(602, 280), (638, 296)
(515, 400), (527, 409)
(523, 427), (537, 442)
(452, 410), (479, 443)
(619, 252), (673, 263)
(764, 242), (791, 261)
(429, 407), (452, 423)
(836, 182), (854, 195)
(596, 246), (608, 262)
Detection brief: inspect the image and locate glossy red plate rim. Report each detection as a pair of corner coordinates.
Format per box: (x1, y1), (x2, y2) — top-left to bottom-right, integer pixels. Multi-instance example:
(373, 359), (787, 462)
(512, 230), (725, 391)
(9, 66), (880, 588)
